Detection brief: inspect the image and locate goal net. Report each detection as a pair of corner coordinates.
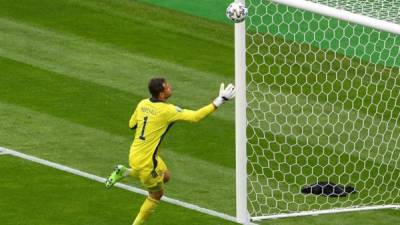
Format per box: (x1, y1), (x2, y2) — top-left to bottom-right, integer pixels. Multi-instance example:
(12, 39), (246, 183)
(241, 0), (400, 221)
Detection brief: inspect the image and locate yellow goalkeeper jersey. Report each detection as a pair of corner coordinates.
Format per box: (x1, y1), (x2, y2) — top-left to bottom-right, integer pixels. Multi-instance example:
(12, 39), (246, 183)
(128, 97), (216, 171)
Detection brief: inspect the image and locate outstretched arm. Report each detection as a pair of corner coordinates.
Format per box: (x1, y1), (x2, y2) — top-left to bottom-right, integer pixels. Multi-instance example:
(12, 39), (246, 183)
(168, 83), (235, 123)
(169, 104), (215, 123)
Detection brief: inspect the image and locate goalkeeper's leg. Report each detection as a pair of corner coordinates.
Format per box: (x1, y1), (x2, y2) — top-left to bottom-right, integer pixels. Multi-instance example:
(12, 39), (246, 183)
(132, 190), (162, 225)
(132, 170), (170, 225)
(105, 165), (131, 188)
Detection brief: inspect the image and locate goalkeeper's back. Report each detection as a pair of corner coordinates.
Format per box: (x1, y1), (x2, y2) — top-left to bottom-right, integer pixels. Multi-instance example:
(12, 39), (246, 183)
(128, 97), (215, 170)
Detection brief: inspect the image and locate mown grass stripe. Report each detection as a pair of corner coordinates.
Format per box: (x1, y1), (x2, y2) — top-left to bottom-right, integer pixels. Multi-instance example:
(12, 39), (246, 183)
(137, 0), (232, 24)
(0, 100), (236, 214)
(0, 0), (234, 76)
(72, 0), (233, 48)
(1, 0), (399, 221)
(0, 55), (236, 169)
(0, 146), (242, 224)
(3, 14), (399, 158)
(0, 16), (235, 121)
(2, 19), (396, 214)
(2, 21), (396, 216)
(0, 155), (241, 225)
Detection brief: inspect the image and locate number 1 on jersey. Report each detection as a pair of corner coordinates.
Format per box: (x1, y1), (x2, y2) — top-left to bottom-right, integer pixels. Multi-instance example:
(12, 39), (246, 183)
(139, 116), (148, 140)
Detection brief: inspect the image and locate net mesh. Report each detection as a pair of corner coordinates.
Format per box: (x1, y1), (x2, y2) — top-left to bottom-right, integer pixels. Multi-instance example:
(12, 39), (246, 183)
(245, 0), (400, 217)
(309, 0), (400, 25)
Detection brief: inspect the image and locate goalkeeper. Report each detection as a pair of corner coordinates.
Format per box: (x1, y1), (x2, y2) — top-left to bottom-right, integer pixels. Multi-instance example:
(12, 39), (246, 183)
(105, 78), (235, 225)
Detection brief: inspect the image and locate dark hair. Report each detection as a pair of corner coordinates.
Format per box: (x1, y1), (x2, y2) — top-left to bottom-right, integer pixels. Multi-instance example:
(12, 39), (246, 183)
(148, 78), (166, 98)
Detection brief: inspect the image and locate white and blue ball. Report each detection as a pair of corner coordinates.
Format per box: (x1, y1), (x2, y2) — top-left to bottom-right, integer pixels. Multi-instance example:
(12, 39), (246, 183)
(226, 2), (248, 23)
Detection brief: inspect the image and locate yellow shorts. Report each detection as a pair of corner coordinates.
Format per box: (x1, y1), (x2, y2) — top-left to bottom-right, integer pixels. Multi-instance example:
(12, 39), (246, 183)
(130, 158), (168, 192)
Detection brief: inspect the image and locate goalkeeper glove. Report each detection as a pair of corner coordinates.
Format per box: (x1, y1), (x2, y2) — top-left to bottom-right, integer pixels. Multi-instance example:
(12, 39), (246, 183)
(213, 83), (235, 108)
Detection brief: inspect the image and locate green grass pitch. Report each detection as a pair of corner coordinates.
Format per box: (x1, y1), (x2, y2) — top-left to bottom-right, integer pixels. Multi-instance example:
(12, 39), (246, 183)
(0, 0), (399, 224)
(0, 154), (238, 225)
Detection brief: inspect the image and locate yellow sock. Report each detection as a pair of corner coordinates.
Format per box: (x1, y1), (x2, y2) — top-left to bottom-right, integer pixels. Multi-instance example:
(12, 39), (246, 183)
(132, 197), (159, 225)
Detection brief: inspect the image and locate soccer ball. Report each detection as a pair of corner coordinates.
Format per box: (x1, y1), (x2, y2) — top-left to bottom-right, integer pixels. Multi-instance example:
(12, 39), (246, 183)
(226, 2), (248, 23)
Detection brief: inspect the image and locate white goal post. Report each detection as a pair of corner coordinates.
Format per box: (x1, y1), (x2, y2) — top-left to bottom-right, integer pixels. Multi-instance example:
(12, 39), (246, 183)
(235, 0), (249, 223)
(235, 0), (400, 223)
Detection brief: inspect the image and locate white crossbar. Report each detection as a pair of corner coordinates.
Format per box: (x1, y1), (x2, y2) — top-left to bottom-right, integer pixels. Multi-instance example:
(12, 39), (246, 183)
(272, 0), (400, 35)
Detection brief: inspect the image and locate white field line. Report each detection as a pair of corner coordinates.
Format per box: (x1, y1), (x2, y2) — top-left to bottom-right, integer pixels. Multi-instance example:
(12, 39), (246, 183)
(0, 147), (255, 225)
(252, 204), (400, 221)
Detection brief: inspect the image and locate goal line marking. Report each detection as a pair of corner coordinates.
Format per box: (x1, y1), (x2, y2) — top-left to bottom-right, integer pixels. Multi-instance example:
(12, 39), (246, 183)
(0, 147), (251, 225)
